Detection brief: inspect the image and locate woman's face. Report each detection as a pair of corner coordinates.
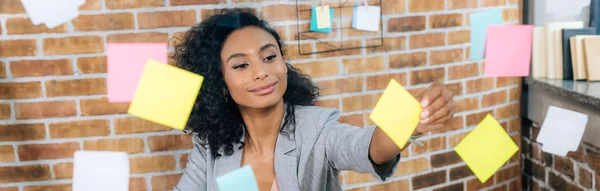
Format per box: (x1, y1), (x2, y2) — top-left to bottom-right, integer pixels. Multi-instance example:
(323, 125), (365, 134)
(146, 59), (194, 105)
(220, 26), (288, 109)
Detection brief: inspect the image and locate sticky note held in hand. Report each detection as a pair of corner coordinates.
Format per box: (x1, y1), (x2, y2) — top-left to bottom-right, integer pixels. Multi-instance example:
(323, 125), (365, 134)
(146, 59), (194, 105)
(454, 114), (519, 183)
(315, 5), (331, 29)
(216, 165), (259, 191)
(369, 79), (422, 149)
(127, 59), (203, 130)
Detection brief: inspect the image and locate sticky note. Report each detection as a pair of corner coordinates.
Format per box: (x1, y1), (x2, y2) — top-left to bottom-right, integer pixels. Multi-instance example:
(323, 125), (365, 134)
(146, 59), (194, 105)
(73, 151), (129, 191)
(369, 79), (422, 149)
(127, 59), (203, 130)
(536, 106), (588, 156)
(352, 5), (358, 29)
(316, 6), (331, 29)
(484, 25), (534, 77)
(21, 0), (85, 28)
(216, 165), (259, 191)
(107, 43), (168, 103)
(454, 114), (519, 183)
(354, 5), (381, 32)
(310, 7), (334, 33)
(469, 10), (503, 61)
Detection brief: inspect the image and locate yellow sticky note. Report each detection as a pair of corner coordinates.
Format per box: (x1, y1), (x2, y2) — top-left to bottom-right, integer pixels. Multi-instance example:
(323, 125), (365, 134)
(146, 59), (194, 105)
(316, 5), (331, 29)
(454, 114), (519, 183)
(368, 79), (422, 149)
(127, 59), (204, 130)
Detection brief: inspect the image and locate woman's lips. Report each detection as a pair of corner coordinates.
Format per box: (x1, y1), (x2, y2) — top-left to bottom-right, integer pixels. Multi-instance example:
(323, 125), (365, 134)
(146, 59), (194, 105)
(250, 82), (277, 96)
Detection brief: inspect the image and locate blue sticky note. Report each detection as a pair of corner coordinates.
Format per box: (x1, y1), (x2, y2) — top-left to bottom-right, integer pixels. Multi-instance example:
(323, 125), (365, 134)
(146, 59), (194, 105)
(469, 9), (503, 61)
(352, 5), (358, 29)
(310, 6), (334, 33)
(216, 166), (259, 191)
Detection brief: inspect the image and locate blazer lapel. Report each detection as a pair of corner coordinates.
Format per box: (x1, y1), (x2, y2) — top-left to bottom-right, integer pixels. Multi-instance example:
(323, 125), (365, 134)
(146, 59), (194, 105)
(274, 131), (301, 191)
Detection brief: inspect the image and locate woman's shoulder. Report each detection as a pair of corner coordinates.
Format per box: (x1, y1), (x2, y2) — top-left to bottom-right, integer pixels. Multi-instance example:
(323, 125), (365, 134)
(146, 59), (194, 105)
(293, 105), (341, 121)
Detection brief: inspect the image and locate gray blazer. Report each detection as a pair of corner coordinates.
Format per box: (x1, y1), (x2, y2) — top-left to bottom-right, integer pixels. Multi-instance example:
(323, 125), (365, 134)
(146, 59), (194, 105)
(174, 105), (401, 191)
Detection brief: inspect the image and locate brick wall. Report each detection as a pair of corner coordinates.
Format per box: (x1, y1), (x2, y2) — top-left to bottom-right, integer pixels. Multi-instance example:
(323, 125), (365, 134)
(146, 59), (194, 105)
(522, 120), (600, 191)
(0, 0), (522, 190)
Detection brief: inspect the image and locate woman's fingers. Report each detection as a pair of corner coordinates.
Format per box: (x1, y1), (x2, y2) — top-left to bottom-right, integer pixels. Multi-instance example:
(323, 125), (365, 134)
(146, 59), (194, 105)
(420, 95), (446, 123)
(420, 82), (443, 108)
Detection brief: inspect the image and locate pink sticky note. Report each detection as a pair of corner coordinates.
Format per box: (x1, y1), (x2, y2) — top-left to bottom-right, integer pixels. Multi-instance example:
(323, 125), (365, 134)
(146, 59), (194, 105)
(484, 25), (534, 77)
(107, 43), (168, 102)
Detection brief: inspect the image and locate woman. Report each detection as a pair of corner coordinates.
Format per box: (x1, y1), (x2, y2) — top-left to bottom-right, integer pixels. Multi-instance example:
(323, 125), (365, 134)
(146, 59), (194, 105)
(173, 8), (455, 191)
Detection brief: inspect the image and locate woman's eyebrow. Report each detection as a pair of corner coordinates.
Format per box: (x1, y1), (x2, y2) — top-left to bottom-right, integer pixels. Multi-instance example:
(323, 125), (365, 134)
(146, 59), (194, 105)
(225, 43), (276, 63)
(260, 43), (277, 52)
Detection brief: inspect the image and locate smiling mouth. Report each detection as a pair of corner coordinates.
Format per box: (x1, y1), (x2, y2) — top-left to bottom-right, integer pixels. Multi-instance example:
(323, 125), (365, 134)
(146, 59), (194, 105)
(249, 82), (277, 95)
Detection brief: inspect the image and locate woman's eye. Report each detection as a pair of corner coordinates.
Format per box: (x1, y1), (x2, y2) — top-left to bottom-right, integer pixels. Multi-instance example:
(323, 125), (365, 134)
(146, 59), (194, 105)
(264, 55), (277, 62)
(233, 63), (248, 69)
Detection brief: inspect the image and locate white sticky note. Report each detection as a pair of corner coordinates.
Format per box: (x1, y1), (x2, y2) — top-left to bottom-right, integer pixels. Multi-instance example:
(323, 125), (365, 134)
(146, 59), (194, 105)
(21, 0), (84, 28)
(355, 6), (381, 31)
(73, 151), (129, 191)
(536, 106), (588, 156)
(316, 6), (331, 29)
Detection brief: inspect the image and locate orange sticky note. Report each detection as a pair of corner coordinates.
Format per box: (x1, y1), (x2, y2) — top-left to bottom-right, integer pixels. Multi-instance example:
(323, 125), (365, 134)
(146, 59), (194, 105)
(369, 79), (422, 149)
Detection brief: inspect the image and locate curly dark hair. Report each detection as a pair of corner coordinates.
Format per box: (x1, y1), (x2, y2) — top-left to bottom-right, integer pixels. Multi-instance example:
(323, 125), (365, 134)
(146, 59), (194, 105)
(171, 8), (319, 158)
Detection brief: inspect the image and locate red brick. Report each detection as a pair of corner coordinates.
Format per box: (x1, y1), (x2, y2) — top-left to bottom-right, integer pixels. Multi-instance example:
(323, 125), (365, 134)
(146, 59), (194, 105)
(466, 110), (493, 126)
(80, 0), (101, 10)
(503, 8), (520, 21)
(429, 13), (463, 29)
(0, 123), (46, 141)
(448, 30), (471, 45)
(553, 156), (575, 179)
(481, 0), (507, 7)
(0, 82), (42, 99)
(579, 167), (592, 188)
(72, 13), (135, 31)
(387, 16), (426, 32)
(409, 0), (445, 12)
(495, 103), (520, 120)
(6, 17), (67, 34)
(283, 44), (313, 60)
(49, 120), (110, 139)
(495, 165), (520, 183)
(466, 78), (495, 93)
(80, 98), (129, 116)
(434, 183), (464, 191)
(450, 165), (473, 180)
(412, 136), (446, 155)
(130, 155), (177, 173)
(138, 10), (197, 29)
(448, 0), (478, 9)
(389, 52), (427, 69)
(315, 40), (362, 58)
(382, 0), (406, 14)
(367, 37), (407, 53)
(0, 104), (10, 119)
(0, 39), (37, 57)
(431, 151), (462, 168)
(447, 82), (463, 96)
(315, 99), (339, 109)
(0, 0), (26, 14)
(341, 94), (381, 112)
(148, 134), (193, 152)
(393, 157), (430, 176)
(342, 57), (385, 74)
(0, 62), (6, 79)
(107, 32), (169, 43)
(45, 78), (107, 97)
(509, 87), (521, 101)
(455, 96), (479, 113)
(84, 138), (145, 154)
(171, 0), (225, 6)
(53, 162), (73, 179)
(77, 56), (107, 74)
(0, 146), (15, 162)
(114, 117), (172, 134)
(366, 73), (407, 91)
(410, 68), (445, 85)
(23, 184), (71, 191)
(410, 33), (445, 49)
(106, 0), (164, 9)
(180, 153), (189, 169)
(449, 62), (478, 80)
(0, 165), (51, 183)
(449, 131), (470, 147)
(0, 188), (18, 191)
(43, 36), (104, 55)
(430, 48), (464, 65)
(151, 173), (183, 190)
(466, 177), (495, 191)
(345, 171), (376, 184)
(129, 177), (147, 191)
(15, 101), (77, 119)
(316, 77), (363, 96)
(497, 77), (521, 87)
(10, 59), (73, 78)
(369, 179), (409, 191)
(261, 4), (310, 22)
(412, 170), (447, 189)
(18, 142), (79, 161)
(482, 90), (507, 107)
(294, 60), (339, 78)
